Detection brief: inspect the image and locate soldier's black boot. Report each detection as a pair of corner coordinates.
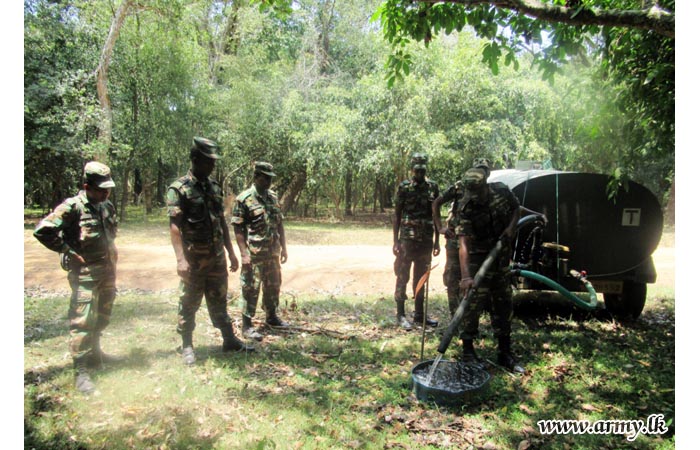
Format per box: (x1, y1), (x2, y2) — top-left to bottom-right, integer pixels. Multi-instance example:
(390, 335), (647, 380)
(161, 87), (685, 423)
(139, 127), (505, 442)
(413, 296), (438, 327)
(497, 335), (525, 374)
(265, 310), (290, 328)
(242, 315), (263, 341)
(222, 325), (255, 353)
(413, 312), (439, 328)
(461, 339), (486, 370)
(396, 301), (412, 331)
(74, 360), (95, 395)
(89, 333), (124, 368)
(181, 333), (196, 365)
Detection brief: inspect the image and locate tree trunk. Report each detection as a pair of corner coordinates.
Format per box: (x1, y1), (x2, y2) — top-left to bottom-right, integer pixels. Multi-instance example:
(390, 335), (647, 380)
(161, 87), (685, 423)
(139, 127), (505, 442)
(133, 166), (142, 204)
(433, 0), (673, 38)
(142, 168), (154, 215)
(280, 170), (307, 215)
(222, 0), (242, 55)
(95, 0), (133, 160)
(317, 0), (335, 74)
(119, 160), (132, 222)
(344, 169), (353, 216)
(156, 157), (164, 206)
(665, 176), (675, 226)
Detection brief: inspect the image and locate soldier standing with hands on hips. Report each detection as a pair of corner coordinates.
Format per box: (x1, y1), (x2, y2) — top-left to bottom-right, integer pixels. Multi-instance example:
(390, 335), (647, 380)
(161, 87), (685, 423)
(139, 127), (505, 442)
(231, 162), (290, 342)
(167, 137), (254, 366)
(34, 161), (121, 394)
(392, 153), (441, 331)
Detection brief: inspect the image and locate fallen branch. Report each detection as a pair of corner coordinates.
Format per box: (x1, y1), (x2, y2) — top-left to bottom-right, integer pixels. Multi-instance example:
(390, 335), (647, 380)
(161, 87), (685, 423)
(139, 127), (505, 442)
(265, 323), (354, 340)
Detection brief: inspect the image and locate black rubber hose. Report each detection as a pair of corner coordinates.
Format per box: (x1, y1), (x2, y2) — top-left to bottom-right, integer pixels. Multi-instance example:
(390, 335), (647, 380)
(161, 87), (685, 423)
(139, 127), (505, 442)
(436, 215), (544, 355)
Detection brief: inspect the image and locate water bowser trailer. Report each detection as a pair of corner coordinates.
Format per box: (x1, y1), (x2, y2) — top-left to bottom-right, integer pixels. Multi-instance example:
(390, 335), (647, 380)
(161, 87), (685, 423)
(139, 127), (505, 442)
(489, 168), (664, 319)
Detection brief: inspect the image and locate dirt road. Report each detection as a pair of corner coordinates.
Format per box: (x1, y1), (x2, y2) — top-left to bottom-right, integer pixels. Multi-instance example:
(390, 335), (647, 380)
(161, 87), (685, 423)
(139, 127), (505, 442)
(24, 230), (674, 297)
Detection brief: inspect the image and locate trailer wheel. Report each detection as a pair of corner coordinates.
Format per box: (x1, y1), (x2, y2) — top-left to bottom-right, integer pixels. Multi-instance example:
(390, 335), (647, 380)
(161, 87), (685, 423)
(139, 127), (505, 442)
(604, 282), (647, 319)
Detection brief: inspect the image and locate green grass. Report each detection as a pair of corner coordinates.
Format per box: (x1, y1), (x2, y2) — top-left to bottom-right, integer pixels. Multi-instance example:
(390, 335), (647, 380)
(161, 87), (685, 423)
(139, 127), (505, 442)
(24, 217), (675, 449)
(25, 289), (675, 449)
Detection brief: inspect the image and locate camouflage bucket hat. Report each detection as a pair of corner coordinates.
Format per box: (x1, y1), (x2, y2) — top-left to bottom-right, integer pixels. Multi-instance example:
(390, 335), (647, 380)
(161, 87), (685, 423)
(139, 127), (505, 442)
(464, 167), (487, 192)
(192, 137), (221, 160)
(254, 161), (276, 177)
(84, 161), (115, 189)
(411, 153), (428, 170)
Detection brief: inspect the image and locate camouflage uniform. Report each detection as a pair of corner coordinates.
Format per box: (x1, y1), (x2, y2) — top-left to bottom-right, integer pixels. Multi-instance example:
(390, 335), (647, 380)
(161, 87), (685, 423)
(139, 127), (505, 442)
(167, 170), (233, 335)
(455, 178), (520, 340)
(438, 181), (466, 316)
(231, 183), (284, 319)
(394, 171), (439, 320)
(33, 164), (118, 368)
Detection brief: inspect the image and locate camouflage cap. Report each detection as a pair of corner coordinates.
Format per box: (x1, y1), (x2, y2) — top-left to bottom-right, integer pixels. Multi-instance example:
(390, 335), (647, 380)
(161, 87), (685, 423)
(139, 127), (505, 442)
(464, 167), (487, 192)
(254, 161), (276, 177)
(192, 137), (221, 160)
(84, 161), (115, 189)
(411, 153), (428, 170)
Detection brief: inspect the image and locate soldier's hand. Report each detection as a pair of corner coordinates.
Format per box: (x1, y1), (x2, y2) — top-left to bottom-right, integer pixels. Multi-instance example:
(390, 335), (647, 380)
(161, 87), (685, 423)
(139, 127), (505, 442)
(392, 243), (400, 256)
(280, 248), (288, 264)
(229, 256), (239, 273)
(68, 249), (86, 265)
(177, 259), (190, 280)
(441, 227), (456, 240)
(459, 277), (474, 291)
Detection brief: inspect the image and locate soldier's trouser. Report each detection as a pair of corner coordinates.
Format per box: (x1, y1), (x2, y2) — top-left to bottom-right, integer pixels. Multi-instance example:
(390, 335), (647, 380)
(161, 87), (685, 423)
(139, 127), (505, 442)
(458, 252), (513, 341)
(443, 244), (461, 317)
(177, 253), (232, 335)
(394, 240), (432, 315)
(239, 257), (282, 319)
(68, 263), (116, 362)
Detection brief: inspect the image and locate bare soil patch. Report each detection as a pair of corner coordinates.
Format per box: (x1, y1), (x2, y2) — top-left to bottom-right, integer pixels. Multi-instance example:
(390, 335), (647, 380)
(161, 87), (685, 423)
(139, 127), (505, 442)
(24, 229), (674, 297)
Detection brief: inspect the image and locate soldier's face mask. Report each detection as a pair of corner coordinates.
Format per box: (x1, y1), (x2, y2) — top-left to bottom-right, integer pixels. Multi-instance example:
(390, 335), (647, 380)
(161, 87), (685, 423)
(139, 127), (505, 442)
(192, 155), (216, 179)
(255, 173), (273, 191)
(85, 184), (111, 204)
(412, 168), (426, 182)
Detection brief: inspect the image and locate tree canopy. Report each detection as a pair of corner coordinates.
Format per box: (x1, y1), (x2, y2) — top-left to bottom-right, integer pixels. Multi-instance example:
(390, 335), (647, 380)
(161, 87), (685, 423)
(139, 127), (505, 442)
(24, 0), (674, 222)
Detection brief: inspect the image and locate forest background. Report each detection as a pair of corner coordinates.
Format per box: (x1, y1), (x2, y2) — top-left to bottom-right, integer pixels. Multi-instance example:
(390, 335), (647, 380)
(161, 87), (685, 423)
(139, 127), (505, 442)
(23, 0), (675, 222)
(17, 0), (692, 447)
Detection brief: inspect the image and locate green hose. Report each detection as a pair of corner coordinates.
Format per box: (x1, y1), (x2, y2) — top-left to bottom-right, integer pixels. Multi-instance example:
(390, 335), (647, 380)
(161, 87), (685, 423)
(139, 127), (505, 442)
(512, 269), (598, 310)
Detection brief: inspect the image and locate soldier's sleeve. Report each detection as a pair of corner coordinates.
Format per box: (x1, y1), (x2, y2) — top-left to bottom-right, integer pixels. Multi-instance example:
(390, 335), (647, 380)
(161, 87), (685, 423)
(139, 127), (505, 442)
(505, 187), (520, 213)
(270, 190), (284, 221)
(33, 201), (75, 254)
(165, 185), (182, 218)
(230, 196), (247, 230)
(105, 200), (118, 237)
(454, 203), (474, 238)
(439, 184), (454, 202)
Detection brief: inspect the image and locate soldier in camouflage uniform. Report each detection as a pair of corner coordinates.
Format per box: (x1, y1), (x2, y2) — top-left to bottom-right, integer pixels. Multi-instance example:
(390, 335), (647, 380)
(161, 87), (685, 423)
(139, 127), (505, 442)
(433, 158), (492, 318)
(393, 153), (440, 330)
(167, 137), (254, 365)
(432, 180), (466, 318)
(34, 162), (120, 394)
(455, 166), (526, 373)
(231, 162), (290, 342)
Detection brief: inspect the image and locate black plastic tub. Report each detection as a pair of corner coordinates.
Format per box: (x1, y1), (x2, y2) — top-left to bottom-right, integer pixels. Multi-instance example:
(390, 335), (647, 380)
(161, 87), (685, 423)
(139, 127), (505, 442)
(410, 360), (491, 407)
